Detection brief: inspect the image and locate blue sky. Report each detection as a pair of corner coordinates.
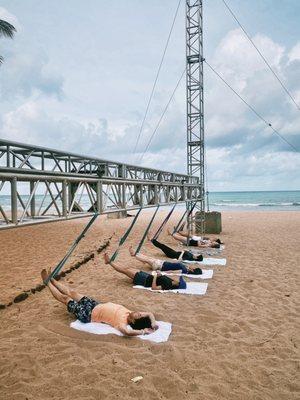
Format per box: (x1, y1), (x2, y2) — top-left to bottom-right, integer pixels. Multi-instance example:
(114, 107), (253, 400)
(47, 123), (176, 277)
(0, 0), (299, 191)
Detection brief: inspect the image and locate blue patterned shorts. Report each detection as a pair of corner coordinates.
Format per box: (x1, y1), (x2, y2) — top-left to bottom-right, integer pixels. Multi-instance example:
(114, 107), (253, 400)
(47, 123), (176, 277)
(67, 296), (99, 323)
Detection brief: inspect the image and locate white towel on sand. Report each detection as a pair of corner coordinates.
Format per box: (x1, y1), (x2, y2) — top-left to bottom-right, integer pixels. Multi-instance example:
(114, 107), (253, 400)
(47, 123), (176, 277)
(191, 235), (202, 241)
(70, 320), (172, 343)
(183, 258), (226, 266)
(180, 244), (225, 254)
(133, 282), (208, 295)
(161, 269), (213, 279)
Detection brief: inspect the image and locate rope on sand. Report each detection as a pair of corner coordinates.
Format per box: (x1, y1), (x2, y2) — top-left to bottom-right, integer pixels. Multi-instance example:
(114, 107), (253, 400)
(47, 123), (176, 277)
(0, 239), (110, 311)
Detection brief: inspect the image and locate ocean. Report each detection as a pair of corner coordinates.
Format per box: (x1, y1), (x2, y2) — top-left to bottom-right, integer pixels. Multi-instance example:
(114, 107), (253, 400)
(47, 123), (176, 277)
(0, 191), (299, 212)
(208, 190), (300, 211)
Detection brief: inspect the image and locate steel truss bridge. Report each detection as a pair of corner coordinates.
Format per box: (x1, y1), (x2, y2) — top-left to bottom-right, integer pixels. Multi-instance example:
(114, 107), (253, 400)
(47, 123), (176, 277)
(0, 139), (201, 229)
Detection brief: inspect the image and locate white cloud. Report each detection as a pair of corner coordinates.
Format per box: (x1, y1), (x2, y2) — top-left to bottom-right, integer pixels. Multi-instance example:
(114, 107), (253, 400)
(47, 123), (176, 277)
(212, 29), (284, 88)
(205, 147), (300, 191)
(0, 48), (64, 101)
(0, 99), (152, 161)
(205, 29), (299, 151)
(1, 101), (106, 155)
(288, 42), (300, 62)
(0, 3), (299, 191)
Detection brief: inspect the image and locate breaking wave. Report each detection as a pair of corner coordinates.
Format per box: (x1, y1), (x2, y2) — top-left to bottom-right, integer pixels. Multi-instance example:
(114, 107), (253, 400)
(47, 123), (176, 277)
(211, 202), (300, 207)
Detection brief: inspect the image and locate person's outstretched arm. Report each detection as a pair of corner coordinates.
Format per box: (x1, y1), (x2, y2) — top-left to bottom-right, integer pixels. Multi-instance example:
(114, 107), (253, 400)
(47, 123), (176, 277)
(139, 312), (158, 330)
(151, 273), (162, 291)
(118, 324), (154, 336)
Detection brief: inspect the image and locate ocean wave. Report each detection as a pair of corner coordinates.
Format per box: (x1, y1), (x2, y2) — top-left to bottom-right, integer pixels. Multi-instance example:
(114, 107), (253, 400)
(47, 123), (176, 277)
(211, 202), (300, 207)
(212, 203), (261, 207)
(258, 202), (299, 207)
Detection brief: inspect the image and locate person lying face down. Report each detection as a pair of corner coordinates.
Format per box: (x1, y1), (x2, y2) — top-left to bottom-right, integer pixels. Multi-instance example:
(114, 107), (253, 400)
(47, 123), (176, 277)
(41, 269), (158, 337)
(148, 236), (204, 262)
(104, 253), (187, 290)
(169, 230), (223, 248)
(128, 246), (202, 275)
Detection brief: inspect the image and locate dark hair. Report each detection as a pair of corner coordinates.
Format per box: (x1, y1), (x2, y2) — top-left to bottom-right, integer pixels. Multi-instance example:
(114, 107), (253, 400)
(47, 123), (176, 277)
(216, 239), (222, 244)
(129, 316), (152, 330)
(190, 267), (202, 275)
(195, 254), (203, 261)
(211, 243), (220, 248)
(157, 275), (174, 290)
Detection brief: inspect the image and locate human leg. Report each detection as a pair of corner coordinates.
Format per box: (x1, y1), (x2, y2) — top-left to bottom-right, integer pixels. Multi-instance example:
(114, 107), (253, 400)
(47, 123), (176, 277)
(42, 268), (85, 302)
(129, 246), (158, 268)
(103, 252), (137, 279)
(171, 233), (188, 244)
(41, 269), (71, 305)
(51, 278), (85, 302)
(151, 239), (181, 259)
(177, 231), (189, 237)
(41, 269), (97, 323)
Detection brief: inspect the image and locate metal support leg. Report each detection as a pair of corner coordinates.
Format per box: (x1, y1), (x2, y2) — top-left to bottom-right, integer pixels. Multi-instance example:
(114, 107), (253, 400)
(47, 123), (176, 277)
(30, 181), (36, 217)
(11, 178), (18, 224)
(122, 183), (126, 209)
(139, 184), (143, 208)
(62, 180), (68, 217)
(154, 185), (159, 204)
(96, 181), (103, 213)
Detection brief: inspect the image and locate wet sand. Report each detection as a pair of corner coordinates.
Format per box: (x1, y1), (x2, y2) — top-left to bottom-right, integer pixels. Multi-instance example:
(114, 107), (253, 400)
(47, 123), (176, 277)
(0, 211), (299, 400)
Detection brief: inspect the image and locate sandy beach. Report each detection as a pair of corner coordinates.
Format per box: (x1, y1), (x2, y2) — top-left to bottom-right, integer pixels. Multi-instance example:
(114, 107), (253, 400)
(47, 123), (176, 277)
(0, 210), (299, 400)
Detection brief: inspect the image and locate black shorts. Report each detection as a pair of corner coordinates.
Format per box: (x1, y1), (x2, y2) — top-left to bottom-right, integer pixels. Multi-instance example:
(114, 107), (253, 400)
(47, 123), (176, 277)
(67, 296), (99, 323)
(182, 251), (203, 261)
(133, 271), (152, 287)
(188, 239), (198, 247)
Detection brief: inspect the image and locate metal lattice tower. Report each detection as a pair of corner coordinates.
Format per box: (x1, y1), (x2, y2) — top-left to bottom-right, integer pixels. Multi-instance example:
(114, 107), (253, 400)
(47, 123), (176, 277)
(186, 0), (205, 233)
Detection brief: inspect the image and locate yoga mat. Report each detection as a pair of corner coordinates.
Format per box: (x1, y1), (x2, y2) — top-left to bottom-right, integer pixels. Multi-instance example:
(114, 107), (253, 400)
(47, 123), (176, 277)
(133, 282), (208, 295)
(70, 320), (172, 343)
(161, 269), (213, 279)
(180, 244), (225, 254)
(183, 258), (226, 266)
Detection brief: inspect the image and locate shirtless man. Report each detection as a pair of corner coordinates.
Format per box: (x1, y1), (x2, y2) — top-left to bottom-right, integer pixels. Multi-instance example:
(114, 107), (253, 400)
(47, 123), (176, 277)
(41, 269), (158, 336)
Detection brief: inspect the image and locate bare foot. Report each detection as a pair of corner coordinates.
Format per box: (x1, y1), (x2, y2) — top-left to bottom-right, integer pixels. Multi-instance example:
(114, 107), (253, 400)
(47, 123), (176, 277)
(129, 246), (135, 257)
(103, 252), (110, 264)
(146, 233), (152, 242)
(41, 269), (49, 284)
(167, 228), (172, 236)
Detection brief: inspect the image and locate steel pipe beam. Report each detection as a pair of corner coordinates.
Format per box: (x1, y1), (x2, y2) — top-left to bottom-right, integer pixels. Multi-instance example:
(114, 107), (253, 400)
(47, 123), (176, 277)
(0, 163), (201, 229)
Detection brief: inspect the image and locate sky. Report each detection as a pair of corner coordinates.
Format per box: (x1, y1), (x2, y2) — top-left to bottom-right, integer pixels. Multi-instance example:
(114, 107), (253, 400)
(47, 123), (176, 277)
(0, 0), (299, 191)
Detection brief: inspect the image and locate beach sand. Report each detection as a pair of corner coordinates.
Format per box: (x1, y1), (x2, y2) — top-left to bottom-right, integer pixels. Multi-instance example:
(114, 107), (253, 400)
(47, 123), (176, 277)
(0, 211), (299, 400)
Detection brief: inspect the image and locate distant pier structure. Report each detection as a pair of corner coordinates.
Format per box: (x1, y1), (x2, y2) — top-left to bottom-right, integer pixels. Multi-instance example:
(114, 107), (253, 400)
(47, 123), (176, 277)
(0, 139), (201, 229)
